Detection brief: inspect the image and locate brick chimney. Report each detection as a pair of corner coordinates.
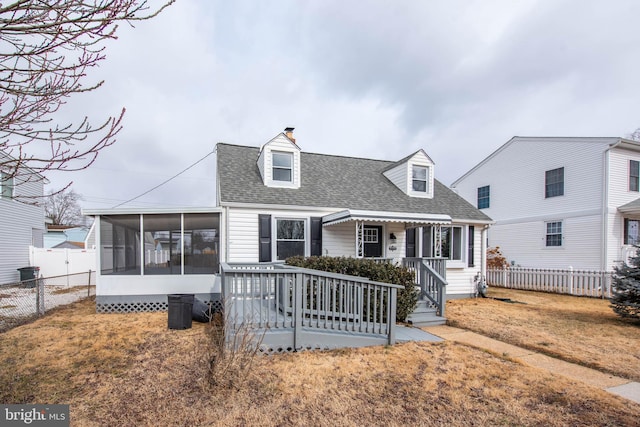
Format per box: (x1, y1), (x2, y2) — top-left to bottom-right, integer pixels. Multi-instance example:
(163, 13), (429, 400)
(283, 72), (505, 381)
(284, 127), (295, 143)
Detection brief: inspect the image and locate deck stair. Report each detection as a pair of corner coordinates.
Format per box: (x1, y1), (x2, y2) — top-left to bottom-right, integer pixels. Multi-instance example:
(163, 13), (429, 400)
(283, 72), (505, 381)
(407, 300), (446, 327)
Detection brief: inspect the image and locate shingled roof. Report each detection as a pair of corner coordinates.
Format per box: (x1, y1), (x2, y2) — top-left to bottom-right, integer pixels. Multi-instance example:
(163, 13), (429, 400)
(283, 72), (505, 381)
(217, 143), (492, 222)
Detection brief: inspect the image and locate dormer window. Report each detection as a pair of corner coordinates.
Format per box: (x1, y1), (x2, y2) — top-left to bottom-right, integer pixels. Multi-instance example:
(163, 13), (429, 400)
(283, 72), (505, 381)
(272, 152), (293, 182)
(412, 166), (428, 192)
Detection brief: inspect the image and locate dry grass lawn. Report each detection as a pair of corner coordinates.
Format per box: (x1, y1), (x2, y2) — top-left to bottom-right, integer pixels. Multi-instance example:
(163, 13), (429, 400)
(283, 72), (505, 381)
(447, 287), (640, 382)
(0, 297), (639, 426)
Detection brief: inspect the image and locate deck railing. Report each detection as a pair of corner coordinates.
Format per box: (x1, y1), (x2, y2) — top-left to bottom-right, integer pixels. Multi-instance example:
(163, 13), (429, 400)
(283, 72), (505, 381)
(487, 267), (613, 298)
(402, 257), (447, 316)
(220, 262), (402, 351)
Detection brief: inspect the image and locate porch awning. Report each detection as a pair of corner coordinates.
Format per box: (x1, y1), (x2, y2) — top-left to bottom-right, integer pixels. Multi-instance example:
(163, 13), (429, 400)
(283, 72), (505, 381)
(618, 198), (640, 215)
(322, 209), (452, 227)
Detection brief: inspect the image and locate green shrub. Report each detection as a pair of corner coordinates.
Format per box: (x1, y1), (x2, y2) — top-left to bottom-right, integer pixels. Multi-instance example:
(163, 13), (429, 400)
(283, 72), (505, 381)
(285, 256), (418, 322)
(611, 247), (640, 322)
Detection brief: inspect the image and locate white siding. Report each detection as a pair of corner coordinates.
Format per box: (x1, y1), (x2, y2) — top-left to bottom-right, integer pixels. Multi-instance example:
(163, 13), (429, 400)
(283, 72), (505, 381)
(488, 214), (601, 270)
(0, 173), (45, 283)
(382, 151), (435, 198)
(607, 147), (640, 208)
(257, 134), (301, 189)
(606, 147), (640, 270)
(226, 206), (335, 262)
(453, 138), (609, 221)
(227, 210), (260, 262)
(383, 163), (407, 193)
(451, 137), (621, 271)
(323, 222), (355, 257)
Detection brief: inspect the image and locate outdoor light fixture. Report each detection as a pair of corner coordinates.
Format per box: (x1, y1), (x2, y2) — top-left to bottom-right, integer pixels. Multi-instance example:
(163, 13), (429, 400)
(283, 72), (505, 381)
(389, 233), (397, 242)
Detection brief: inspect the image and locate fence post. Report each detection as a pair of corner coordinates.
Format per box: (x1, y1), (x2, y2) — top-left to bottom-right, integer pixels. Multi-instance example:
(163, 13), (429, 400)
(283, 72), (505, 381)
(37, 277), (45, 315)
(388, 287), (397, 345)
(88, 269), (92, 298)
(569, 266), (574, 296)
(293, 271), (303, 350)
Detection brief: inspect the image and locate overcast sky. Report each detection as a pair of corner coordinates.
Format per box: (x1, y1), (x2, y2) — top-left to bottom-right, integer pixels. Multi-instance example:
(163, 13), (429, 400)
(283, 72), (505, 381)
(43, 0), (640, 209)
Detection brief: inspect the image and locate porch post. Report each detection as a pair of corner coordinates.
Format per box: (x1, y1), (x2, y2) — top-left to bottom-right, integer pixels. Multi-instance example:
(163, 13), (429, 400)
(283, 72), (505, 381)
(356, 221), (364, 258)
(481, 225), (488, 279)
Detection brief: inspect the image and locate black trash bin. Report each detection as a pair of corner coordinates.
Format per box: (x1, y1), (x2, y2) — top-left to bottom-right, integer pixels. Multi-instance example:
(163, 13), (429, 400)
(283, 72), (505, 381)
(17, 266), (39, 288)
(167, 294), (194, 330)
(192, 298), (212, 323)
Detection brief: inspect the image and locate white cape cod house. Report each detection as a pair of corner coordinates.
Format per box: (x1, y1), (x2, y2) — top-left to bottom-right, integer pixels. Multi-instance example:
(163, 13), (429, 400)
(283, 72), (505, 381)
(85, 129), (491, 347)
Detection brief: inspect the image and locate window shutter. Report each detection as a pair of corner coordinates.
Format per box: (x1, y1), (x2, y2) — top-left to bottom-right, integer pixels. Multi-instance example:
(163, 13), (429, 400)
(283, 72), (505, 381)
(310, 217), (322, 256)
(405, 228), (416, 258)
(468, 226), (475, 267)
(258, 214), (272, 262)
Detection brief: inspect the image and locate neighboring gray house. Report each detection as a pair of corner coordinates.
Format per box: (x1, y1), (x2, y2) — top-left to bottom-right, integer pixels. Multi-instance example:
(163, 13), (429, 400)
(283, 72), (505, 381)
(0, 152), (45, 283)
(451, 136), (640, 271)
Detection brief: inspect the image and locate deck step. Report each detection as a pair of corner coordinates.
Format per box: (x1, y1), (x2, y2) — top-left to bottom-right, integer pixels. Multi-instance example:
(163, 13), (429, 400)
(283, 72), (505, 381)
(407, 300), (446, 327)
(406, 314), (446, 327)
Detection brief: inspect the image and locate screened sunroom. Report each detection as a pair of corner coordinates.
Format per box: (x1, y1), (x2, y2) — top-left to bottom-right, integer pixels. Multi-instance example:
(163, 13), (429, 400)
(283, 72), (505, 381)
(83, 208), (223, 313)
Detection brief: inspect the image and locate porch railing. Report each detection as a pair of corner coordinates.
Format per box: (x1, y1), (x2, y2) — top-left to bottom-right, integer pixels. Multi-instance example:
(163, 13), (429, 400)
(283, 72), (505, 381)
(487, 267), (613, 298)
(220, 262), (402, 351)
(403, 257), (447, 317)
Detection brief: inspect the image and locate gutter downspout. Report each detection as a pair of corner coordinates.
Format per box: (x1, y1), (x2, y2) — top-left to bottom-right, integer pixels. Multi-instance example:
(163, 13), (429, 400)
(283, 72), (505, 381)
(601, 148), (610, 271)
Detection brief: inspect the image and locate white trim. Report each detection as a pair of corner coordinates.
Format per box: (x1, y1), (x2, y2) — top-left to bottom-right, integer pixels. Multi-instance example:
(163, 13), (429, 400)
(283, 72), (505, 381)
(323, 209), (451, 227)
(494, 208), (601, 226)
(273, 216), (309, 261)
(83, 207), (222, 216)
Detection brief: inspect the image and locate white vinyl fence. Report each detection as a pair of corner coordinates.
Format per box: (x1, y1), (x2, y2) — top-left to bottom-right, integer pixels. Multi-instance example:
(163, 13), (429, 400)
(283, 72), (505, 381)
(29, 246), (96, 278)
(487, 267), (613, 298)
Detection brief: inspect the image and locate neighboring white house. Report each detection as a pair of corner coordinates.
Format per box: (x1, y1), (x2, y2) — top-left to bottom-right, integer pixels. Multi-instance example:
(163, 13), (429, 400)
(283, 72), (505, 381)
(0, 152), (45, 283)
(84, 128), (492, 315)
(451, 136), (640, 271)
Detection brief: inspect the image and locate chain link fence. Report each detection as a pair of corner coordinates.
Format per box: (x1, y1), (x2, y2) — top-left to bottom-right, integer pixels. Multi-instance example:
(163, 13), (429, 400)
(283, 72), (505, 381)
(0, 271), (96, 333)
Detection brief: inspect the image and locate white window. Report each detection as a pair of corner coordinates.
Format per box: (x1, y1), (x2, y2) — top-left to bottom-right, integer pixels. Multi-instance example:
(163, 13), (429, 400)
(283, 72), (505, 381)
(363, 227), (378, 243)
(545, 167), (564, 198)
(624, 219), (639, 245)
(412, 165), (428, 192)
(630, 160), (639, 192)
(276, 218), (305, 260)
(440, 226), (463, 261)
(272, 152), (293, 182)
(0, 172), (13, 199)
(546, 221), (562, 247)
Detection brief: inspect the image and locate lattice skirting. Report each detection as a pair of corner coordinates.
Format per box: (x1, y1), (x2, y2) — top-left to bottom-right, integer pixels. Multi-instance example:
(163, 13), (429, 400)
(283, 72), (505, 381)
(96, 294), (222, 313)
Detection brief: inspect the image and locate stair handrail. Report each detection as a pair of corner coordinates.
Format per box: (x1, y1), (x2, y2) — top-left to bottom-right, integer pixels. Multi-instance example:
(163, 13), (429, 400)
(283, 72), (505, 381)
(420, 259), (447, 317)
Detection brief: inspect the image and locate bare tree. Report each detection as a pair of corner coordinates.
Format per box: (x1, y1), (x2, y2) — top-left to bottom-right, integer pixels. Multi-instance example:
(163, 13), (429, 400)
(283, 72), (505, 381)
(45, 187), (83, 225)
(0, 0), (173, 189)
(629, 127), (640, 142)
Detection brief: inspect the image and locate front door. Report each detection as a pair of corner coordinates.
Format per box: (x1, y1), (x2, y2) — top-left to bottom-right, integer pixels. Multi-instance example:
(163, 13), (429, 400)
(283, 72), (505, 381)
(363, 226), (383, 258)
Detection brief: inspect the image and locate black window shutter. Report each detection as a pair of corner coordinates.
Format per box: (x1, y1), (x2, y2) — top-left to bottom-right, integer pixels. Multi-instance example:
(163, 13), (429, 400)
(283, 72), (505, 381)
(258, 214), (272, 262)
(468, 226), (475, 267)
(310, 217), (323, 256)
(405, 228), (416, 258)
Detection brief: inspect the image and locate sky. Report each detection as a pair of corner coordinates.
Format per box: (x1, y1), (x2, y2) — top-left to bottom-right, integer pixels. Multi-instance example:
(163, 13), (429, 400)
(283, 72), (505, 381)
(42, 0), (640, 210)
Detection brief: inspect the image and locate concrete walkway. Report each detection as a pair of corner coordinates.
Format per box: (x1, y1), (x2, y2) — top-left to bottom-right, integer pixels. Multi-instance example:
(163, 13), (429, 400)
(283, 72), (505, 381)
(424, 325), (640, 405)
